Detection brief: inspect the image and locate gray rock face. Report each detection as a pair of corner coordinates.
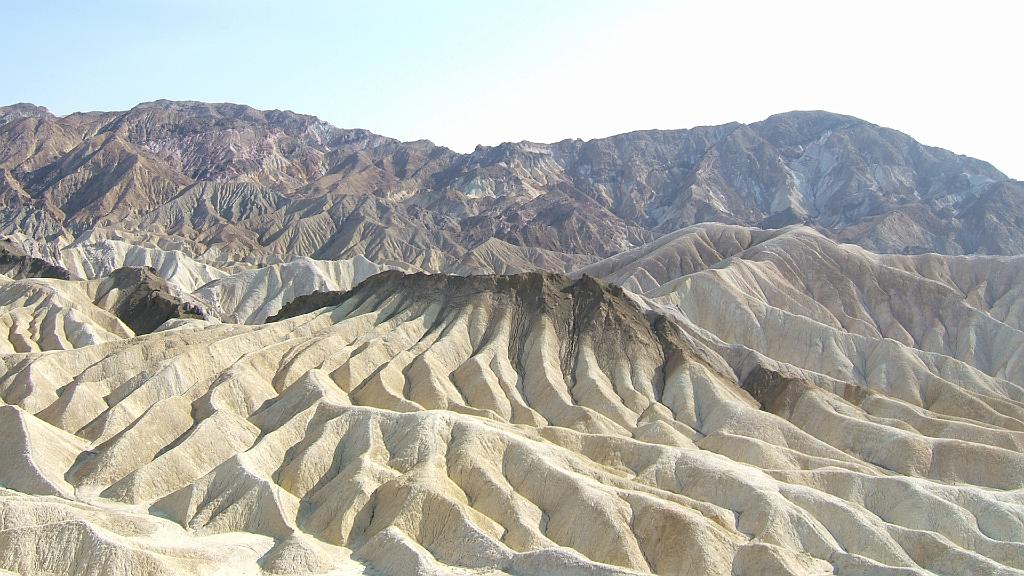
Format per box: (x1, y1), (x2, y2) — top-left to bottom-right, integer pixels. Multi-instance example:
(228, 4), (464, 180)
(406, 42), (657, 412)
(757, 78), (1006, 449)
(0, 238), (70, 279)
(1, 101), (1020, 266)
(265, 288), (350, 322)
(91, 266), (205, 334)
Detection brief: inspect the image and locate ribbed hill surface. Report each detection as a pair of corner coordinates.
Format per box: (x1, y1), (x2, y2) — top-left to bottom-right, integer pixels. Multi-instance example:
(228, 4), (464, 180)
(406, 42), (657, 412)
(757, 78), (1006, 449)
(2, 257), (1021, 575)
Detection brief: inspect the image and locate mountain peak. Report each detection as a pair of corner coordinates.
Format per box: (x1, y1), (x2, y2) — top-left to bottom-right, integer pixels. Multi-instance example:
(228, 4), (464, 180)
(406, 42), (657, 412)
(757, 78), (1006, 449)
(0, 102), (53, 122)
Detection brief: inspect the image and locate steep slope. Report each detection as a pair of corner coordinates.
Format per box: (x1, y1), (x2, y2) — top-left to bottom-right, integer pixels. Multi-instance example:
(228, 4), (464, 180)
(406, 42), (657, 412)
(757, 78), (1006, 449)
(0, 265), (207, 353)
(0, 271), (1020, 575)
(0, 238), (70, 280)
(0, 274), (133, 352)
(580, 226), (1024, 477)
(192, 256), (385, 323)
(56, 237), (390, 324)
(89, 266), (205, 334)
(61, 237), (230, 290)
(577, 223), (788, 292)
(447, 237), (599, 275)
(2, 101), (1021, 264)
(54, 234), (595, 324)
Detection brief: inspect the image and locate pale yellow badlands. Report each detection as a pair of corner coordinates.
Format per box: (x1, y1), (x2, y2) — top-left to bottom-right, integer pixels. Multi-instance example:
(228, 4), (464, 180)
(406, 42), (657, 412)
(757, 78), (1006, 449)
(0, 225), (1021, 576)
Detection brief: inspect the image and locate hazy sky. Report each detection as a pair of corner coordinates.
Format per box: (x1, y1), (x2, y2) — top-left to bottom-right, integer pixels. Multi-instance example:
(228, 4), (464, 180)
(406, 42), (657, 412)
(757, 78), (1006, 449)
(4, 0), (1021, 177)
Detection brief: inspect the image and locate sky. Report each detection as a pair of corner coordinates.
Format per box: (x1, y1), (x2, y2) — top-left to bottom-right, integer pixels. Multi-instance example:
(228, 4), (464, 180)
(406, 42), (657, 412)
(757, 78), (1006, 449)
(3, 0), (1021, 177)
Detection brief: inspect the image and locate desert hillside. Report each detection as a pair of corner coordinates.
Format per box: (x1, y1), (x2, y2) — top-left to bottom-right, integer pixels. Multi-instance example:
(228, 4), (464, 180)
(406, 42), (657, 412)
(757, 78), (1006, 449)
(0, 102), (1021, 576)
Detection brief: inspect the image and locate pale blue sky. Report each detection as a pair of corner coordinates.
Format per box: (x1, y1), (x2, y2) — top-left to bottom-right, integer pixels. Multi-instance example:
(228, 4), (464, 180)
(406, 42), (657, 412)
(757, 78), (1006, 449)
(3, 1), (1021, 177)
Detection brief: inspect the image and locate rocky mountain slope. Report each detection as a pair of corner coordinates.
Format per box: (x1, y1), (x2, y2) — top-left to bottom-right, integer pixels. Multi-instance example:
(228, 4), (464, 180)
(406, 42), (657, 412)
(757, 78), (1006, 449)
(2, 101), (1021, 268)
(0, 238), (70, 280)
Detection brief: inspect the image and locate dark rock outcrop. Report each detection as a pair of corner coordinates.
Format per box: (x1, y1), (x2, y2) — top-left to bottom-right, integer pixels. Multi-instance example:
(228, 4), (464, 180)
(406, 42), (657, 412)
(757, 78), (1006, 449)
(0, 239), (70, 280)
(267, 288), (350, 322)
(93, 266), (205, 334)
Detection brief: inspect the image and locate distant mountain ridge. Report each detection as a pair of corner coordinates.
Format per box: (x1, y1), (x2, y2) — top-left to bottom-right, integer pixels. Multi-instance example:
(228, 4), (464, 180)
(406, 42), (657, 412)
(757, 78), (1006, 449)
(1, 100), (1021, 268)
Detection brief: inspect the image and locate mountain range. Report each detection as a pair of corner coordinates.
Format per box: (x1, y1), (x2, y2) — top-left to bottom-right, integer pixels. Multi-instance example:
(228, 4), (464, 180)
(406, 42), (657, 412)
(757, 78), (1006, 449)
(2, 100), (1022, 272)
(0, 101), (1022, 576)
